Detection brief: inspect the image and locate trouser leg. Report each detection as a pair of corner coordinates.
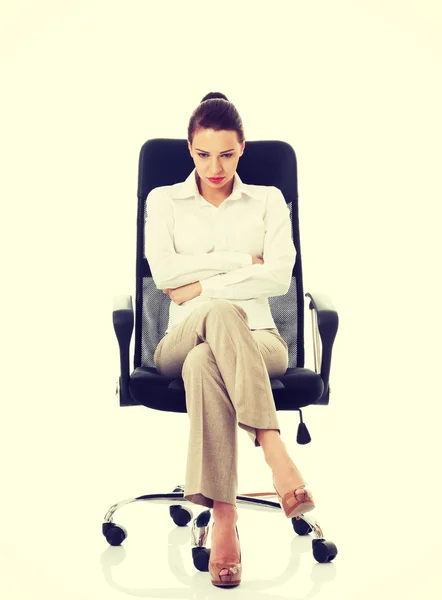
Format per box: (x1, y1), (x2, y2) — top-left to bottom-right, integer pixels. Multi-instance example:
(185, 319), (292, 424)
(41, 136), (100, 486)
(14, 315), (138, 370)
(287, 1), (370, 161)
(154, 299), (289, 508)
(192, 300), (282, 447)
(182, 342), (238, 508)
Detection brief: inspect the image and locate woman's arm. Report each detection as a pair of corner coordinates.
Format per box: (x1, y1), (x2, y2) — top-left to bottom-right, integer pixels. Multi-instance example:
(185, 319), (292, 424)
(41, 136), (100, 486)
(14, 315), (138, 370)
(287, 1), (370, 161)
(162, 257), (264, 304)
(162, 281), (203, 305)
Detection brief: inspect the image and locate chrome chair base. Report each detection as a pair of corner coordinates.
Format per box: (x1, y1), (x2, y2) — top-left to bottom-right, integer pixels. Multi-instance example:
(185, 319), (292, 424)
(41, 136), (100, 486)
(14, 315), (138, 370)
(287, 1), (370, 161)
(101, 484), (337, 564)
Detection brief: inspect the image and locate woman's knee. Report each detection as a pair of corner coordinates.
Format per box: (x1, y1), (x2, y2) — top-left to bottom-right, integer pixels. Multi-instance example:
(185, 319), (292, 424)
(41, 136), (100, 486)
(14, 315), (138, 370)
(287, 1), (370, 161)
(182, 341), (212, 371)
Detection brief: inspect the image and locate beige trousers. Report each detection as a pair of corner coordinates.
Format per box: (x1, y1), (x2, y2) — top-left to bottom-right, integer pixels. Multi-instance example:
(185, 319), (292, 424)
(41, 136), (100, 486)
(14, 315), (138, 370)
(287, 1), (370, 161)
(153, 299), (289, 508)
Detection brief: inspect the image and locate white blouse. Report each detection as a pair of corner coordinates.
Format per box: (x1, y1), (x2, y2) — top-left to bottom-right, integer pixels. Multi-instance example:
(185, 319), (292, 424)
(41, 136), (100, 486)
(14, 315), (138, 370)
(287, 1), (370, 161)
(145, 168), (297, 334)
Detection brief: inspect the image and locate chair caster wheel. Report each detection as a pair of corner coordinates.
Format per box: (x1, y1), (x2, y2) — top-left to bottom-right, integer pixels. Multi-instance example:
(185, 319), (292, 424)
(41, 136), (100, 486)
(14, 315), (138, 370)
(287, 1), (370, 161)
(312, 538), (338, 563)
(292, 516), (313, 536)
(192, 547), (211, 572)
(195, 509), (211, 528)
(170, 505), (193, 526)
(102, 523), (127, 546)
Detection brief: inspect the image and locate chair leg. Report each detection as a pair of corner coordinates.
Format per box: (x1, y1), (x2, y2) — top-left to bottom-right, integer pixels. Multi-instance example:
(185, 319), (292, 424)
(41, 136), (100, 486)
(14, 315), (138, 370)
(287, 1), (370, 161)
(191, 510), (212, 572)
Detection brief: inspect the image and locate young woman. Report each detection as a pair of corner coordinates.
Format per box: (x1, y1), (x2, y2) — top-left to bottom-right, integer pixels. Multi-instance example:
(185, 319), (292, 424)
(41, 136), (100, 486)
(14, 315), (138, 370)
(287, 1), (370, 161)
(146, 92), (315, 588)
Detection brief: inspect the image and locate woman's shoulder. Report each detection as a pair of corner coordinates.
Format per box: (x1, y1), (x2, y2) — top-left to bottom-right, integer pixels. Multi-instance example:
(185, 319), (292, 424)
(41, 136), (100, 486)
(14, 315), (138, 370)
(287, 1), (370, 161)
(243, 182), (285, 204)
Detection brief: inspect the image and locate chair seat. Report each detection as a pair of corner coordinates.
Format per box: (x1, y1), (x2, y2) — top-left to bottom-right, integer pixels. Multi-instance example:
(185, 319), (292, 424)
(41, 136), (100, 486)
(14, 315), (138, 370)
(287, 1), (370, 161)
(129, 367), (324, 413)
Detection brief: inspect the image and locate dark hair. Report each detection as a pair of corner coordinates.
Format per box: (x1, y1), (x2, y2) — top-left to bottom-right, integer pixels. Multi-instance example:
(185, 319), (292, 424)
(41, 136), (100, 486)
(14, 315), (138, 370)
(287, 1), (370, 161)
(187, 92), (245, 145)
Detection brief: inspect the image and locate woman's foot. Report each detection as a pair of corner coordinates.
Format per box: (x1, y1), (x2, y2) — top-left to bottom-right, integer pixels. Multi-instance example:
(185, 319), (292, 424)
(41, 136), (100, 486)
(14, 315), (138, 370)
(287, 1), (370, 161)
(272, 462), (306, 502)
(256, 430), (310, 504)
(210, 508), (240, 565)
(272, 461), (315, 518)
(209, 517), (242, 588)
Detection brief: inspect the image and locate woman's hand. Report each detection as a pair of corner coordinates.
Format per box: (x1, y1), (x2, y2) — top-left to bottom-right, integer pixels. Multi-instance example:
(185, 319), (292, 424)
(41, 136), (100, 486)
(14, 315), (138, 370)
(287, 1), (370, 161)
(251, 255), (264, 265)
(162, 281), (202, 305)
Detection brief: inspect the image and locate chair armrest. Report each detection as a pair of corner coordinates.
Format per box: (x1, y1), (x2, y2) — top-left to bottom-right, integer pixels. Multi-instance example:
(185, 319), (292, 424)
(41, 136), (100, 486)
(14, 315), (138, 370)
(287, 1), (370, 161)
(305, 292), (339, 405)
(113, 295), (136, 406)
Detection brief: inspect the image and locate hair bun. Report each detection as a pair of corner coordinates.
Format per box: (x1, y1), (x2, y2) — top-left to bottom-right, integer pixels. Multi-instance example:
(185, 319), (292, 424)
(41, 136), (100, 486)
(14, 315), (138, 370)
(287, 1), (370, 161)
(200, 92), (229, 103)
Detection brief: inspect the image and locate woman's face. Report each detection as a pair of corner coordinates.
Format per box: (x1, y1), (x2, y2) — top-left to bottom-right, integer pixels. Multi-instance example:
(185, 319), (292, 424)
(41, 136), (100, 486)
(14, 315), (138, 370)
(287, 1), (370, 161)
(188, 128), (245, 196)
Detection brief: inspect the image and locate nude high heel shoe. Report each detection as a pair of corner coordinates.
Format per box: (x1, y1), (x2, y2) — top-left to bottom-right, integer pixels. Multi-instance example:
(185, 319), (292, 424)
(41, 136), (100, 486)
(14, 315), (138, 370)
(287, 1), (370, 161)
(273, 477), (315, 519)
(209, 522), (242, 588)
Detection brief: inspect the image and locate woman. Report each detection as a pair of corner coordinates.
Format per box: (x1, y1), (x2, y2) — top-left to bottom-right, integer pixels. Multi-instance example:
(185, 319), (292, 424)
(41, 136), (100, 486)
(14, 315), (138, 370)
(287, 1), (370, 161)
(147, 92), (315, 588)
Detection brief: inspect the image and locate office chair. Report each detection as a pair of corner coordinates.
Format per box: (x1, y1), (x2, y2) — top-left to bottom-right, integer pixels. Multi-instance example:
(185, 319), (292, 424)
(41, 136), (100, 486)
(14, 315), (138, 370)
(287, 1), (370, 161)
(104, 138), (339, 566)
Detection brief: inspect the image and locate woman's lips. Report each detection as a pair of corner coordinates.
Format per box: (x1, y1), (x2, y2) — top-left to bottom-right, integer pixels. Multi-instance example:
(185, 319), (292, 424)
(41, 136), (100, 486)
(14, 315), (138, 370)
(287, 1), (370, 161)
(208, 177), (224, 183)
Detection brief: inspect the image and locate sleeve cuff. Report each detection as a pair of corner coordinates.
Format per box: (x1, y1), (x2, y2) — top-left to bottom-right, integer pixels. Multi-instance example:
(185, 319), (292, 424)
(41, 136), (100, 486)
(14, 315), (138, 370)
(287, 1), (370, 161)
(242, 254), (253, 266)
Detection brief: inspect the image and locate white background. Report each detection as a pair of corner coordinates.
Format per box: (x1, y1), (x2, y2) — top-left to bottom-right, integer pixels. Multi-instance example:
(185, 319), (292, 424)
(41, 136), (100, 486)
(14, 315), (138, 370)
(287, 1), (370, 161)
(1, 1), (441, 598)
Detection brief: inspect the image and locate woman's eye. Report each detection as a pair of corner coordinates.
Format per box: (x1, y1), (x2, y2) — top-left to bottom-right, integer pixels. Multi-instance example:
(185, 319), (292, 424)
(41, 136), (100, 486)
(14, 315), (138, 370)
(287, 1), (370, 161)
(198, 153), (233, 159)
